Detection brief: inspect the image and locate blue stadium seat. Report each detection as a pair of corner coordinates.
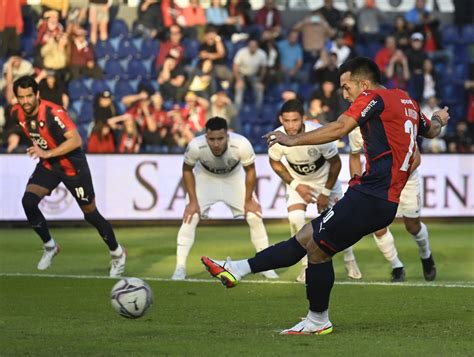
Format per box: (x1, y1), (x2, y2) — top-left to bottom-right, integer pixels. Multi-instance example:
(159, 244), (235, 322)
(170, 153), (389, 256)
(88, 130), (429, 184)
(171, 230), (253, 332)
(462, 24), (474, 44)
(442, 25), (459, 45)
(239, 103), (258, 124)
(20, 36), (35, 57)
(141, 39), (159, 59)
(94, 40), (116, 59)
(91, 79), (112, 96)
(109, 19), (129, 38)
(77, 101), (94, 124)
(68, 79), (90, 100)
(298, 82), (315, 103)
(104, 59), (125, 79)
(441, 83), (464, 102)
(117, 39), (138, 59)
(259, 103), (279, 124)
(452, 63), (468, 80)
(127, 59), (149, 79)
(182, 38), (201, 62)
(115, 79), (135, 100)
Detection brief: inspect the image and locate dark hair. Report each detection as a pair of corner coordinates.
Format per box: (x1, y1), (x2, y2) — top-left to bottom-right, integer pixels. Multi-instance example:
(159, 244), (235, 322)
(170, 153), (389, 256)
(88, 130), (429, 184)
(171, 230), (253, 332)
(13, 75), (39, 96)
(206, 116), (228, 131)
(280, 99), (304, 117)
(338, 57), (381, 85)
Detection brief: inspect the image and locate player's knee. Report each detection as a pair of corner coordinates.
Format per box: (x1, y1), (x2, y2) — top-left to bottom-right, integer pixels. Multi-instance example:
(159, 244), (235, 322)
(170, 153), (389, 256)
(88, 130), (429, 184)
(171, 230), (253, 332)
(306, 243), (331, 264)
(374, 227), (388, 238)
(22, 192), (41, 213)
(80, 202), (97, 215)
(404, 219), (421, 235)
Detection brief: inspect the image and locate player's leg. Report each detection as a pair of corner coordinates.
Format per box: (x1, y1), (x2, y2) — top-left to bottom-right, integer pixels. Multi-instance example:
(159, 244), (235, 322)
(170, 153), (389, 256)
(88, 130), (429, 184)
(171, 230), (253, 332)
(22, 165), (61, 270)
(65, 170), (125, 277)
(288, 204), (307, 283)
(373, 227), (405, 282)
(404, 217), (436, 281)
(172, 212), (200, 280)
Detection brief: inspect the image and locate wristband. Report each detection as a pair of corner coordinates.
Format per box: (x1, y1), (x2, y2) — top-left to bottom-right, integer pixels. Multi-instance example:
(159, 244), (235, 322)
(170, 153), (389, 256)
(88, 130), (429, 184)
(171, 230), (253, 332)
(320, 187), (332, 196)
(289, 180), (300, 190)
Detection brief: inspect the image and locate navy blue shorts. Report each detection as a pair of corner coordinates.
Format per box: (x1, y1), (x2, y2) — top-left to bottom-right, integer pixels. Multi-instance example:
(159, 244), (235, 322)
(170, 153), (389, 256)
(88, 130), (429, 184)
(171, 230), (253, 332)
(311, 188), (398, 256)
(27, 163), (96, 206)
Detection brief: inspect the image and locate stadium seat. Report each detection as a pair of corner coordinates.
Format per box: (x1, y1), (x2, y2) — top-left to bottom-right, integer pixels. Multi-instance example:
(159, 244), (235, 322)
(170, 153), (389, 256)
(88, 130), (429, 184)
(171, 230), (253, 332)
(117, 39), (138, 59)
(20, 36), (35, 57)
(239, 103), (258, 124)
(127, 59), (149, 79)
(132, 37), (144, 56)
(298, 82), (315, 103)
(259, 103), (279, 124)
(462, 24), (474, 44)
(182, 38), (201, 62)
(109, 19), (129, 38)
(442, 25), (459, 45)
(115, 79), (135, 100)
(77, 101), (94, 124)
(94, 40), (116, 59)
(91, 79), (112, 96)
(68, 79), (90, 101)
(452, 63), (468, 80)
(104, 59), (125, 79)
(141, 39), (159, 59)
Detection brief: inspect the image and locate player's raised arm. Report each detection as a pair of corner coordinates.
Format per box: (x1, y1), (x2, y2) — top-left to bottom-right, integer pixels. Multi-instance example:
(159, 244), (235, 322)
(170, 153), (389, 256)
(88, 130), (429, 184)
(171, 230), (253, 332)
(421, 106), (450, 139)
(265, 114), (358, 147)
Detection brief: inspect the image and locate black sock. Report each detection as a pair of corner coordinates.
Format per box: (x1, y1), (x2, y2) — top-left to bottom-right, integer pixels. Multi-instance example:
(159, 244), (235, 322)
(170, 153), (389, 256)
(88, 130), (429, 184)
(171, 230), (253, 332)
(306, 261), (335, 312)
(84, 209), (119, 251)
(248, 236), (306, 273)
(22, 192), (52, 244)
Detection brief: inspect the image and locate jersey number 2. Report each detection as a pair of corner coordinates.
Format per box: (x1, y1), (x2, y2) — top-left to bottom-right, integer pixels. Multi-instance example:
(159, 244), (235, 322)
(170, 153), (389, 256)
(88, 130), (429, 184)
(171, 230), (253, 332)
(400, 120), (418, 171)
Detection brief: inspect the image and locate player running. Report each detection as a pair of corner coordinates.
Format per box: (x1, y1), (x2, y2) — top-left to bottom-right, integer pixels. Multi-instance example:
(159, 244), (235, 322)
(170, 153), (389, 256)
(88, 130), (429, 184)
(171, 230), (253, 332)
(12, 75), (126, 277)
(349, 127), (436, 282)
(269, 99), (361, 282)
(202, 57), (449, 335)
(171, 116), (278, 280)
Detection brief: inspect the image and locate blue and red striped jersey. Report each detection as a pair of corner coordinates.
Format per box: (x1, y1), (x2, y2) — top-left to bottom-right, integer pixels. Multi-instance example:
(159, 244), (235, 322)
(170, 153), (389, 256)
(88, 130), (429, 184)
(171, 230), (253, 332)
(344, 88), (431, 203)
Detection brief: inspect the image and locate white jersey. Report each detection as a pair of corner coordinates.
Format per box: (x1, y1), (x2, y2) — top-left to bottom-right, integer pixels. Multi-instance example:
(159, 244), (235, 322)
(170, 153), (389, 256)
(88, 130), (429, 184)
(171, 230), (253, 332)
(268, 121), (339, 183)
(348, 127), (421, 217)
(184, 132), (255, 177)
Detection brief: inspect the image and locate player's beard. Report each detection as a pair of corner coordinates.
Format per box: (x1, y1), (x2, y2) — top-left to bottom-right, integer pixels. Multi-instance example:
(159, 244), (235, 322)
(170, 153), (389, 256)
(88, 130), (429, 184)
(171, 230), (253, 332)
(21, 102), (37, 115)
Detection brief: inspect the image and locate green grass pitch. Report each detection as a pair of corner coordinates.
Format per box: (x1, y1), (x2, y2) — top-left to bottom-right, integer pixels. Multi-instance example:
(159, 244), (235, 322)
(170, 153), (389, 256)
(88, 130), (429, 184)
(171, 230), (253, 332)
(0, 222), (473, 356)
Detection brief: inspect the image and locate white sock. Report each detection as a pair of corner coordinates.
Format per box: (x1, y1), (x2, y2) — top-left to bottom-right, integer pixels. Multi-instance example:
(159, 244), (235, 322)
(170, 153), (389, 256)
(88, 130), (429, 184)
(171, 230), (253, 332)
(300, 254), (308, 268)
(231, 259), (252, 277)
(44, 238), (56, 249)
(373, 229), (403, 269)
(308, 309), (330, 327)
(288, 209), (306, 236)
(342, 246), (355, 262)
(412, 222), (431, 259)
(110, 245), (123, 257)
(246, 212), (269, 252)
(176, 213), (200, 269)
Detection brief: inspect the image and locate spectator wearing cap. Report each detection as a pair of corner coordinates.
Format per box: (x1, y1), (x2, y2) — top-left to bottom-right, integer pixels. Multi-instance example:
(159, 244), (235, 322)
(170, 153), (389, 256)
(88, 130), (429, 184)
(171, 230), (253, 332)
(233, 38), (267, 111)
(158, 53), (187, 102)
(0, 0), (23, 58)
(405, 32), (428, 102)
(155, 24), (185, 71)
(277, 29), (303, 84)
(38, 70), (69, 108)
(254, 0), (282, 39)
(69, 26), (102, 80)
(88, 0), (109, 45)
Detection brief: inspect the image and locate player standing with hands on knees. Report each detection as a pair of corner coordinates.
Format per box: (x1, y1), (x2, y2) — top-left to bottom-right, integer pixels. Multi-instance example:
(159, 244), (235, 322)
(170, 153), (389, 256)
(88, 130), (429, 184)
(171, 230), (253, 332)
(268, 99), (361, 282)
(171, 117), (278, 281)
(12, 75), (126, 277)
(202, 57), (449, 335)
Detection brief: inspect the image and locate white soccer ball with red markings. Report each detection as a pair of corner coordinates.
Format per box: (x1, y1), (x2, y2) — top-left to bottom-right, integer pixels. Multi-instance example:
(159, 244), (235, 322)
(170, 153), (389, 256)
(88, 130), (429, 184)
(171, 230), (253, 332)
(111, 278), (153, 319)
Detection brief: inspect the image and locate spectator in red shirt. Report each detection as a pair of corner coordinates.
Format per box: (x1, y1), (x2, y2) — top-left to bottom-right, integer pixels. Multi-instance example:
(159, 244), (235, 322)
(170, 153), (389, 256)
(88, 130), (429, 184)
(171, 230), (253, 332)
(155, 24), (185, 70)
(254, 0), (282, 38)
(180, 0), (206, 39)
(87, 121), (116, 153)
(0, 0), (23, 58)
(69, 26), (102, 79)
(181, 91), (209, 133)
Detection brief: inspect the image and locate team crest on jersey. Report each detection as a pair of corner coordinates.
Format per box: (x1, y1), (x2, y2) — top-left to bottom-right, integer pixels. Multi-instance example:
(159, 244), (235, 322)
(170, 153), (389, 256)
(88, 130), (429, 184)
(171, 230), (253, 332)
(307, 147), (318, 157)
(227, 159), (237, 167)
(30, 120), (36, 130)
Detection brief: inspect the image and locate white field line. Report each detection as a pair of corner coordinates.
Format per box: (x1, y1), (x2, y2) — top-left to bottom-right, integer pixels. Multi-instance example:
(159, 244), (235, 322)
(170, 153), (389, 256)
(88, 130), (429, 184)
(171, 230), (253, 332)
(0, 272), (473, 288)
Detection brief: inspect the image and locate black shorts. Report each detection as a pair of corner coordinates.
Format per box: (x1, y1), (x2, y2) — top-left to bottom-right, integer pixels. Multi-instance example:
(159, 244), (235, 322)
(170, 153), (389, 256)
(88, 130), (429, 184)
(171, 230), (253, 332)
(311, 187), (398, 256)
(27, 163), (96, 206)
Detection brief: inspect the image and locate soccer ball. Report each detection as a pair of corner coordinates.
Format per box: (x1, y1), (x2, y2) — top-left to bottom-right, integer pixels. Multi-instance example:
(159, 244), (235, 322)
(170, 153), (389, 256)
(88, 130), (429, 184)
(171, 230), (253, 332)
(111, 277), (153, 319)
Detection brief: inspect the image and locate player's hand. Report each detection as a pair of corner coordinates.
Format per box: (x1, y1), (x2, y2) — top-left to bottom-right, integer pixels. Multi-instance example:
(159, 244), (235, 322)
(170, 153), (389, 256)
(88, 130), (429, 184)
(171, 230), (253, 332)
(27, 143), (51, 159)
(244, 196), (262, 218)
(295, 183), (317, 204)
(433, 106), (450, 127)
(316, 194), (330, 213)
(183, 201), (200, 224)
(263, 131), (294, 147)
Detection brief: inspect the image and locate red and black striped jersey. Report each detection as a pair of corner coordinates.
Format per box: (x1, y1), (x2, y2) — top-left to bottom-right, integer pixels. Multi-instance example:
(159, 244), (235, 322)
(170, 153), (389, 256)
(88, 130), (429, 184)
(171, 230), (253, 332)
(344, 88), (431, 203)
(11, 100), (87, 177)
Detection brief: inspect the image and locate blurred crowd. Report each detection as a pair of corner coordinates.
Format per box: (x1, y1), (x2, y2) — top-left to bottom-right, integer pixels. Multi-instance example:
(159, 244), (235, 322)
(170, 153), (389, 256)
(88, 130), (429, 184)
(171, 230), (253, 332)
(0, 0), (473, 154)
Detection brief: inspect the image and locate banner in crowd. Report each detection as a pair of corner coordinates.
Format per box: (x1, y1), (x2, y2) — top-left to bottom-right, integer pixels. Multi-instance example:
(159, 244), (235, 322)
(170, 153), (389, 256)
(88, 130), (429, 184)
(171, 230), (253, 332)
(0, 154), (472, 220)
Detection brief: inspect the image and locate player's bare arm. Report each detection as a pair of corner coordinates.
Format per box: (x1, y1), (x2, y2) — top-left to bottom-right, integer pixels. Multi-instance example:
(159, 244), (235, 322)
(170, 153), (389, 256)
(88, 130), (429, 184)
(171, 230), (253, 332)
(269, 158), (315, 204)
(182, 163), (200, 223)
(266, 115), (358, 147)
(27, 129), (82, 159)
(318, 155), (341, 212)
(423, 106), (450, 138)
(243, 163), (262, 217)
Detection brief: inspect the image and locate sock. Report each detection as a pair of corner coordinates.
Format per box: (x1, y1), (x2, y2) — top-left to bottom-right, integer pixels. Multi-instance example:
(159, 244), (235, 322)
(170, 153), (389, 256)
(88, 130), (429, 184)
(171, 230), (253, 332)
(248, 236), (306, 273)
(373, 229), (403, 269)
(288, 209), (306, 236)
(84, 209), (119, 251)
(175, 213), (200, 268)
(412, 222), (431, 259)
(110, 245), (123, 257)
(22, 192), (52, 244)
(306, 261), (334, 312)
(342, 246), (355, 262)
(246, 212), (269, 252)
(307, 309), (330, 327)
(44, 238), (56, 249)
(231, 259), (252, 277)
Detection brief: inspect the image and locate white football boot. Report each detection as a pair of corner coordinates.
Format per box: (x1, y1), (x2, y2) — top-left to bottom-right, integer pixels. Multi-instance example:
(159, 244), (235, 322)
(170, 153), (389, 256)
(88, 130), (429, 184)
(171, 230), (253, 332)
(171, 267), (186, 280)
(37, 244), (60, 270)
(344, 259), (362, 280)
(280, 318), (333, 335)
(110, 249), (127, 278)
(261, 269), (279, 279)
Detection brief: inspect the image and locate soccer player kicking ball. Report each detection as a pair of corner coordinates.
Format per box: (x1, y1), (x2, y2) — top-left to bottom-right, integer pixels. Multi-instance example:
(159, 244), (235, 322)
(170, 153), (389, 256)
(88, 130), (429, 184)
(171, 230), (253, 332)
(12, 76), (126, 277)
(348, 127), (436, 282)
(268, 99), (361, 282)
(202, 57), (449, 335)
(171, 117), (278, 280)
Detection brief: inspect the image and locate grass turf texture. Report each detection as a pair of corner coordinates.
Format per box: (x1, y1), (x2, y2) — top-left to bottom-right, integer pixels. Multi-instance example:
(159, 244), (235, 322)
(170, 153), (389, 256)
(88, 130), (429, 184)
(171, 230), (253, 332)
(0, 222), (473, 356)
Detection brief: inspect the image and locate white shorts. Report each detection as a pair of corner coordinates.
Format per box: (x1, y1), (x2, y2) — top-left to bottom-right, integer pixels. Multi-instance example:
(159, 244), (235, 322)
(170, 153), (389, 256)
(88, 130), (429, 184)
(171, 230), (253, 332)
(286, 179), (343, 208)
(192, 171), (246, 218)
(397, 169), (421, 218)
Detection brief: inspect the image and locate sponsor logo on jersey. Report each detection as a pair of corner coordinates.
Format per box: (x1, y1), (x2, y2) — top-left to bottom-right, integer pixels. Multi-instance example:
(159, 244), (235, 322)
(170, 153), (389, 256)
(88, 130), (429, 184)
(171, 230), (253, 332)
(30, 132), (48, 149)
(288, 156), (326, 175)
(201, 161), (240, 175)
(400, 99), (413, 105)
(361, 100), (377, 117)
